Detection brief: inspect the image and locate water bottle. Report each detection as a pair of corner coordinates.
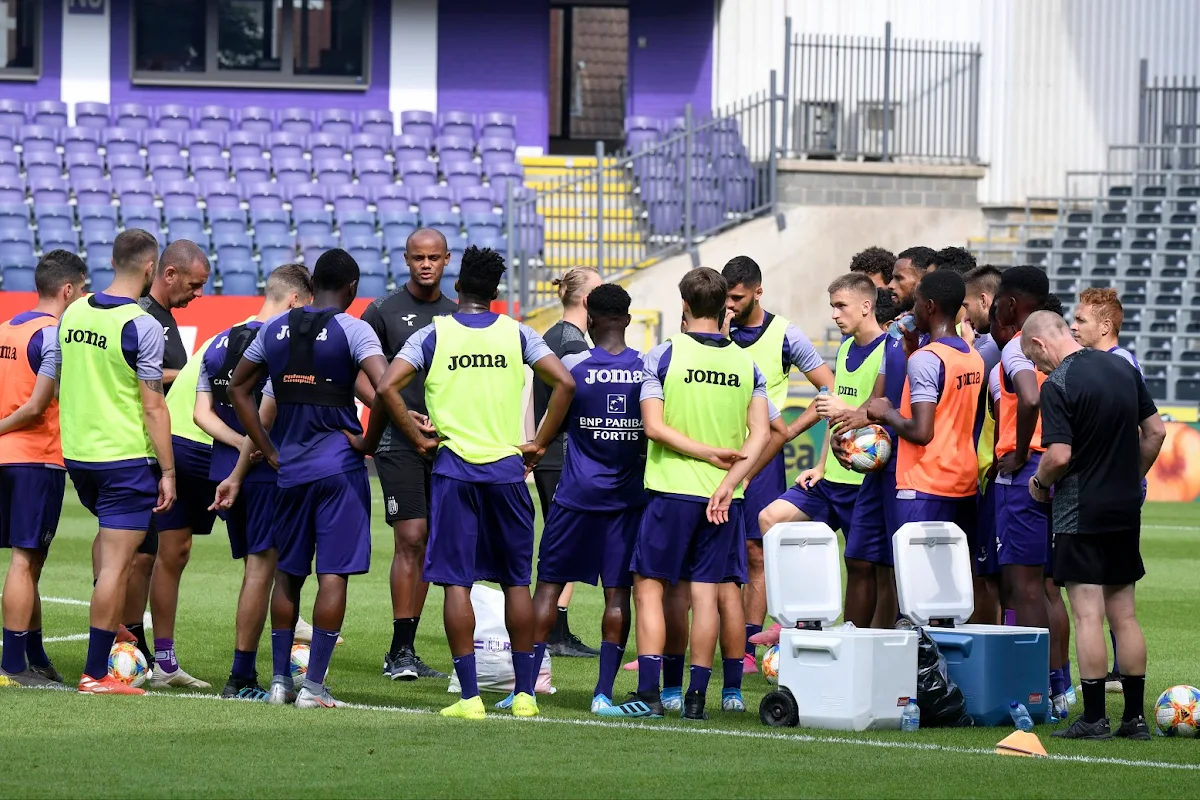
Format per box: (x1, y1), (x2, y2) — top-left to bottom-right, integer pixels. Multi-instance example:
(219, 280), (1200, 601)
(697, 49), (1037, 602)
(888, 313), (916, 339)
(901, 699), (921, 732)
(1008, 701), (1034, 732)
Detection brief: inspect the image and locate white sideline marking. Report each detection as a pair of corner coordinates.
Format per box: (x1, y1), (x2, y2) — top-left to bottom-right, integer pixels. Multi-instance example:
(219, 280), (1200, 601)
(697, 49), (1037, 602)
(0, 595), (91, 608)
(0, 633), (89, 648)
(150, 691), (1200, 773)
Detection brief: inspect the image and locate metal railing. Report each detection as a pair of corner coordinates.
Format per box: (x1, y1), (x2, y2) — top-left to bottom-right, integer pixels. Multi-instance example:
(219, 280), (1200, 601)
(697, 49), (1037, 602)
(782, 20), (981, 163)
(505, 74), (784, 318)
(1138, 59), (1200, 157)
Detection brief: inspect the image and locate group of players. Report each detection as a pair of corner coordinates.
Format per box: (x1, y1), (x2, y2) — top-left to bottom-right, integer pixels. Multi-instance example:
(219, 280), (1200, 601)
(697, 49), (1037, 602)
(0, 229), (1142, 723)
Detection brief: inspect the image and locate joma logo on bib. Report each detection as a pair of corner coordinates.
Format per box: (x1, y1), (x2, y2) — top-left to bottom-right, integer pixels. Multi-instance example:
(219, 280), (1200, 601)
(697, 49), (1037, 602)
(683, 368), (741, 387)
(584, 368), (644, 384)
(63, 329), (107, 348)
(448, 353), (508, 370)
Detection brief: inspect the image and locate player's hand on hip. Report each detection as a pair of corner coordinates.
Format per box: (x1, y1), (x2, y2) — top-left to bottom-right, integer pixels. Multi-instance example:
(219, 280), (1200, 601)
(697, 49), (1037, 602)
(1028, 475), (1050, 504)
(706, 484), (734, 524)
(864, 397), (893, 422)
(409, 410), (437, 436)
(795, 467), (822, 489)
(342, 429), (371, 455)
(519, 441), (546, 475)
(703, 447), (745, 470)
(210, 478), (241, 511)
(997, 451), (1025, 477)
(155, 473), (176, 514)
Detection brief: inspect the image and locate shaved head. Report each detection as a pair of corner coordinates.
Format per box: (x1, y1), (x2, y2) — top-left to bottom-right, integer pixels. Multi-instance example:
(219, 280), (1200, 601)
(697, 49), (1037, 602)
(1020, 310), (1082, 374)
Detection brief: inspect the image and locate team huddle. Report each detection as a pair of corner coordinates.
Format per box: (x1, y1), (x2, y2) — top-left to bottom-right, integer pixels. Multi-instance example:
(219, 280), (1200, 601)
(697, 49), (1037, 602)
(0, 232), (1157, 727)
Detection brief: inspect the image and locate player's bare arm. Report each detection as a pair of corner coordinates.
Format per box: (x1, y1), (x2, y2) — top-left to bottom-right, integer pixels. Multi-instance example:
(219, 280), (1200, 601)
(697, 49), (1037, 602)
(210, 396), (277, 511)
(162, 367), (181, 387)
(193, 390), (247, 450)
(524, 353), (576, 470)
(0, 374), (56, 437)
(707, 396), (771, 523)
(346, 354), (388, 453)
(1030, 442), (1072, 502)
(641, 397), (745, 469)
(140, 376), (177, 513)
(228, 357), (276, 469)
(1137, 411), (1166, 478)
(373, 355), (439, 457)
(745, 412), (789, 484)
(868, 397), (935, 447)
(999, 369), (1040, 474)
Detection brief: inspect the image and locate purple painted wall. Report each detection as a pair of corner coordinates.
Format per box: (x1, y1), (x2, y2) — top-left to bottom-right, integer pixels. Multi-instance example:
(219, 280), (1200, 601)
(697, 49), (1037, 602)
(0, 0), (63, 104)
(436, 0), (549, 149)
(108, 0), (390, 112)
(627, 0), (713, 120)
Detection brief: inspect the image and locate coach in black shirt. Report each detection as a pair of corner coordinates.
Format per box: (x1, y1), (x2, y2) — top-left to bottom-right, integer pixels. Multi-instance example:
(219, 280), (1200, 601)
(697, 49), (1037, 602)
(361, 228), (457, 681)
(138, 239), (209, 390)
(1021, 311), (1165, 741)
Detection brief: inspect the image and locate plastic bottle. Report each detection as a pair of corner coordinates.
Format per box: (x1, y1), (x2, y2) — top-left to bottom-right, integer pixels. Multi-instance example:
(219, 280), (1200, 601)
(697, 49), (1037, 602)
(1008, 701), (1034, 732)
(888, 314), (916, 339)
(901, 699), (921, 732)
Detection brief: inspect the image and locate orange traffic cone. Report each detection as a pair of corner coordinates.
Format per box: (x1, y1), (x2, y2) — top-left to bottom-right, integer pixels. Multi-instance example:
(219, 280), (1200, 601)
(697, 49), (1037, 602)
(995, 731), (1048, 758)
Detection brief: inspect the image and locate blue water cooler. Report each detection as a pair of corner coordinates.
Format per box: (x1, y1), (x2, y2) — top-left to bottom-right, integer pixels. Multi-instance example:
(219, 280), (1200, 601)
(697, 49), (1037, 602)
(893, 522), (1051, 726)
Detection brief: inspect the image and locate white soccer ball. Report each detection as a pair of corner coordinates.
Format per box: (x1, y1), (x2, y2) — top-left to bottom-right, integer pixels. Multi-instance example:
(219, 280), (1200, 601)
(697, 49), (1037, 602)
(839, 424), (893, 473)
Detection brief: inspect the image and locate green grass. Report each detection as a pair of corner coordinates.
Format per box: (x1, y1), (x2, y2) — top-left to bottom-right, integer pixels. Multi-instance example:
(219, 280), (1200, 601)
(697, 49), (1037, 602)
(1, 494), (1198, 799)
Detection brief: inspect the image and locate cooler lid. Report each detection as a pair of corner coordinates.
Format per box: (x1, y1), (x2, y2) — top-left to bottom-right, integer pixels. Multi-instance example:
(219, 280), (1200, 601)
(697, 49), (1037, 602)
(763, 522), (842, 627)
(893, 521), (974, 626)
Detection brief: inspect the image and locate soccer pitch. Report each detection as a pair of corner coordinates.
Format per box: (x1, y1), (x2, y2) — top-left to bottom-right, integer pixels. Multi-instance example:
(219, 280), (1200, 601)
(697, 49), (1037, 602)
(0, 494), (1197, 799)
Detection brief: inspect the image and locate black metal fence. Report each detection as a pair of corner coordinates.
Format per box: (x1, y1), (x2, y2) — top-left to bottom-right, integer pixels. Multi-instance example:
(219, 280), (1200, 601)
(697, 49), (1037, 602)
(1138, 58), (1200, 170)
(783, 20), (981, 163)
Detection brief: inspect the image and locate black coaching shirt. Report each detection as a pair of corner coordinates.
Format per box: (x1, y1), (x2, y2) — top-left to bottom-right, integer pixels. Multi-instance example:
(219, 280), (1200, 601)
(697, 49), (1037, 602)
(138, 294), (188, 391)
(1039, 349), (1158, 536)
(532, 319), (589, 473)
(361, 285), (458, 452)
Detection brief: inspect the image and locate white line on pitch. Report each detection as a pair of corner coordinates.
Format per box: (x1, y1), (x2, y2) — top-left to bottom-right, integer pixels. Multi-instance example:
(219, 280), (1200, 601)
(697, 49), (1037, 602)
(150, 691), (1200, 773)
(0, 594), (90, 607)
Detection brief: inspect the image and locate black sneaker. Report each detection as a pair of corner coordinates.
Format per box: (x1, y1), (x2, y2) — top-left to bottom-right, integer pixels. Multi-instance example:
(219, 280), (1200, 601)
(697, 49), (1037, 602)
(1105, 669), (1123, 694)
(548, 632), (599, 658)
(410, 652), (449, 679)
(1052, 716), (1112, 740)
(383, 648), (419, 681)
(221, 677), (269, 702)
(682, 690), (708, 721)
(1115, 715), (1152, 740)
(28, 661), (64, 684)
(612, 690), (664, 718)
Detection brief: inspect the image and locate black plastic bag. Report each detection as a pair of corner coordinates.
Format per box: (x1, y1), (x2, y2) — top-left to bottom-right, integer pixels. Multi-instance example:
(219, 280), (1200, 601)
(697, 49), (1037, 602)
(915, 626), (973, 727)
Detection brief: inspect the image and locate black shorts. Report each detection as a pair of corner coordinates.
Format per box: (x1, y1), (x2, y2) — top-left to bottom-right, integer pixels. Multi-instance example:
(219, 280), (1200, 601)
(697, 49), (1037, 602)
(375, 446), (432, 524)
(137, 527), (158, 557)
(532, 469), (560, 519)
(1053, 531), (1145, 587)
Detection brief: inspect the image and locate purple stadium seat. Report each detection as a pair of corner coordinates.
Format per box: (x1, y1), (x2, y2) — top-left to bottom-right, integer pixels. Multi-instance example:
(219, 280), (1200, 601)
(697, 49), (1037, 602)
(438, 111), (475, 141)
(273, 157), (312, 186)
(318, 109), (355, 136)
(143, 128), (183, 159)
(2, 264), (37, 290)
(221, 272), (259, 295)
(479, 137), (517, 169)
(372, 184), (412, 215)
(355, 159), (393, 188)
(647, 200), (682, 235)
(0, 203), (27, 227)
(286, 183), (328, 216)
(62, 127), (101, 159)
(232, 156), (271, 186)
(435, 135), (474, 165)
(195, 106), (233, 135)
(300, 233), (338, 266)
(74, 103), (110, 130)
(417, 186), (454, 215)
(632, 152), (670, 181)
(464, 211), (503, 240)
(444, 161), (483, 191)
(208, 207), (247, 238)
(421, 210), (462, 242)
(214, 231), (253, 266)
(102, 128), (142, 159)
(121, 205), (161, 233)
(359, 109), (394, 138)
(24, 152), (63, 182)
(37, 204), (75, 225)
(32, 101), (68, 128)
(238, 106), (274, 135)
(279, 108), (315, 135)
(337, 208), (375, 239)
(348, 133), (388, 164)
(0, 100), (26, 128)
(160, 180), (199, 208)
(19, 125), (58, 154)
(456, 185), (497, 215)
(113, 103), (152, 130)
(184, 129), (223, 159)
(77, 204), (116, 235)
(166, 209), (205, 245)
(344, 234), (383, 265)
(381, 212), (418, 244)
(267, 131), (305, 162)
(485, 162), (524, 192)
(330, 186), (369, 219)
(203, 182), (242, 212)
(251, 209), (290, 239)
(107, 152), (147, 184)
(0, 126), (16, 151)
(192, 154), (229, 185)
(31, 177), (69, 207)
(67, 152), (105, 183)
(625, 116), (661, 154)
(400, 110), (435, 140)
(479, 112), (517, 142)
(257, 231), (296, 270)
(0, 160), (19, 185)
(399, 159), (437, 188)
(116, 179), (156, 208)
(245, 183), (284, 214)
(155, 104), (193, 132)
(226, 131), (266, 160)
(393, 134), (431, 164)
(640, 176), (674, 203)
(314, 159), (352, 186)
(150, 154), (188, 184)
(310, 133), (348, 163)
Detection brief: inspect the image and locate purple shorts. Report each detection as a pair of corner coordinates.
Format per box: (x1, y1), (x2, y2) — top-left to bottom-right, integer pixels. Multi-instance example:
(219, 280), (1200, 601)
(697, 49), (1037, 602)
(995, 455), (1051, 568)
(225, 481), (281, 560)
(537, 502), (642, 589)
(893, 491), (976, 534)
(0, 466), (65, 553)
(742, 453), (786, 541)
(847, 468), (896, 566)
(972, 483), (1000, 577)
(274, 467), (372, 576)
(69, 463), (159, 532)
(778, 478), (860, 537)
(630, 492), (743, 585)
(153, 437), (218, 536)
(724, 519), (749, 585)
(425, 475), (535, 587)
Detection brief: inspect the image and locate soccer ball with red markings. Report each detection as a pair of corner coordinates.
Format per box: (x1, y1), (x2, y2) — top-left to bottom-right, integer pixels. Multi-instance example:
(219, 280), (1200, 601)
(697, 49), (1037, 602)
(108, 642), (149, 687)
(1154, 685), (1200, 737)
(839, 425), (893, 474)
(761, 644), (780, 685)
(291, 643), (311, 683)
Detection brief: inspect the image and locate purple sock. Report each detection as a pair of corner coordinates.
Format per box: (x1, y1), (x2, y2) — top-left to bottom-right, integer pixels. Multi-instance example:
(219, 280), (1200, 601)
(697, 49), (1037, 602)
(1110, 630), (1120, 673)
(595, 642), (622, 699)
(663, 652), (685, 690)
(270, 628), (294, 680)
(84, 627), (116, 680)
(2, 629), (27, 674)
(1050, 667), (1067, 697)
(453, 653), (479, 699)
(305, 627), (338, 687)
(25, 628), (49, 668)
(636, 655), (662, 695)
(534, 641), (547, 673)
(1003, 609), (1017, 626)
(512, 650), (536, 696)
(1065, 661), (1074, 688)
(744, 624), (761, 657)
(722, 657), (743, 690)
(231, 649), (257, 681)
(688, 665), (712, 695)
(154, 638), (178, 673)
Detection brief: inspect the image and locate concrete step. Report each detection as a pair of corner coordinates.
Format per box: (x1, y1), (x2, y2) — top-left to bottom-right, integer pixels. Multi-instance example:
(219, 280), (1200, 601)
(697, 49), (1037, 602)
(544, 216), (639, 235)
(545, 229), (642, 244)
(536, 201), (637, 219)
(526, 179), (633, 194)
(520, 155), (619, 169)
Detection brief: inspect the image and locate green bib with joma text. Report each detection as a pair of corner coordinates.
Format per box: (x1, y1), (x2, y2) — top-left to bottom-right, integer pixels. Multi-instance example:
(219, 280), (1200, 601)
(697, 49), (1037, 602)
(740, 314), (790, 411)
(58, 297), (155, 464)
(823, 336), (886, 486)
(424, 315), (525, 465)
(645, 334), (757, 500)
(166, 335), (216, 447)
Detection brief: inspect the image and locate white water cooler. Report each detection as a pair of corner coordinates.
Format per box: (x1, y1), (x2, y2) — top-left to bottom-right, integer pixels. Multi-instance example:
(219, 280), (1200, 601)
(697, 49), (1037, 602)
(759, 522), (918, 731)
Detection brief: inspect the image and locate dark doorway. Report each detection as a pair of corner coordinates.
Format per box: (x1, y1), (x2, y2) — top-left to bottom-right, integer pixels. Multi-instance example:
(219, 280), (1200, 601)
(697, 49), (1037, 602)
(549, 4), (628, 155)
